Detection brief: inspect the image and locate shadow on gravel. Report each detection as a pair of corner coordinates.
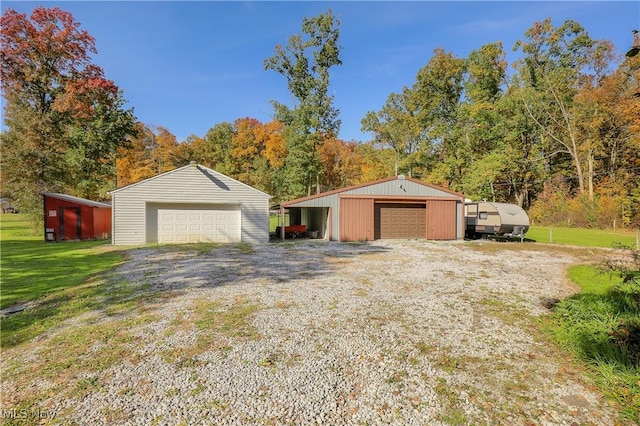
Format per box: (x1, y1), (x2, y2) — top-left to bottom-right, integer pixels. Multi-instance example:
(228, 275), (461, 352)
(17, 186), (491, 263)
(121, 240), (392, 293)
(2, 241), (391, 348)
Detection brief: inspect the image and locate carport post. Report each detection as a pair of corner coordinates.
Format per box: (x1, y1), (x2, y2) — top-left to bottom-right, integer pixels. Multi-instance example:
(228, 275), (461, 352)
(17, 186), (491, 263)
(280, 206), (285, 242)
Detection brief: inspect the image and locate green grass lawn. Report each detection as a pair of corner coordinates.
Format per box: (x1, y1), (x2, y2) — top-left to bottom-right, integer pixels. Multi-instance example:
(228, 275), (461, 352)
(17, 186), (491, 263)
(0, 214), (125, 309)
(546, 262), (640, 422)
(566, 264), (616, 295)
(527, 225), (638, 248)
(269, 213), (289, 232)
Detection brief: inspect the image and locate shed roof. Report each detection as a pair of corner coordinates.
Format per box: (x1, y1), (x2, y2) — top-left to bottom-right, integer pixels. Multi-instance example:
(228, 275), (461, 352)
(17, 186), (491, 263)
(109, 163), (271, 198)
(42, 192), (111, 208)
(282, 175), (464, 207)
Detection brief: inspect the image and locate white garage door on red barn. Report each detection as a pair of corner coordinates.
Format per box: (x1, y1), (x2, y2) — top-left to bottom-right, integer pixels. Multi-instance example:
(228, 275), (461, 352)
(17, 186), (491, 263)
(157, 206), (241, 243)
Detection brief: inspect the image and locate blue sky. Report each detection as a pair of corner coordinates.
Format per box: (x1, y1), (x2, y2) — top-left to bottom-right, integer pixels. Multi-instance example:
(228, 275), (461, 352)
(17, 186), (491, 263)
(2, 1), (639, 143)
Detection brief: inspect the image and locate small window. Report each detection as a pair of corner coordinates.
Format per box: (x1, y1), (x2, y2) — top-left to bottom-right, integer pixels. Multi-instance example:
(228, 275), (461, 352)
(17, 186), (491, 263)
(479, 212), (488, 220)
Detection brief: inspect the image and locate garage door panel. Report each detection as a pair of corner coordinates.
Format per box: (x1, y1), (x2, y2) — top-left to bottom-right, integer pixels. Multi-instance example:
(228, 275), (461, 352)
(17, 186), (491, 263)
(157, 206), (240, 243)
(375, 204), (426, 239)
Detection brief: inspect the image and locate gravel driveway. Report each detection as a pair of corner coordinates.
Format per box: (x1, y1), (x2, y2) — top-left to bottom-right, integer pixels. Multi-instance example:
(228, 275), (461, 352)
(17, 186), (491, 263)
(1, 240), (625, 425)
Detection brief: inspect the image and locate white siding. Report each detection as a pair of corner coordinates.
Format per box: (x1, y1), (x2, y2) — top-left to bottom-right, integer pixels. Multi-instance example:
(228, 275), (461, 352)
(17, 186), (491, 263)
(111, 164), (270, 245)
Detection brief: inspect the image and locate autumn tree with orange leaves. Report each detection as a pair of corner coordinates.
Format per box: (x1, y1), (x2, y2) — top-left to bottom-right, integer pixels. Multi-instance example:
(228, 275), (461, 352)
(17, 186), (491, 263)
(0, 6), (136, 226)
(116, 124), (179, 187)
(318, 138), (361, 190)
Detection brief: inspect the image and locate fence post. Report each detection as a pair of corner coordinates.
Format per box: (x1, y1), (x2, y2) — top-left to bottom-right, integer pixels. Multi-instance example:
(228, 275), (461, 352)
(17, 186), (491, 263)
(549, 226), (553, 243)
(636, 229), (639, 250)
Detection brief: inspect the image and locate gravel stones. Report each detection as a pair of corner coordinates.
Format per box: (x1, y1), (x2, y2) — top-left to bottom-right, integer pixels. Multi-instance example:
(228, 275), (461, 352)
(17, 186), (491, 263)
(0, 240), (627, 425)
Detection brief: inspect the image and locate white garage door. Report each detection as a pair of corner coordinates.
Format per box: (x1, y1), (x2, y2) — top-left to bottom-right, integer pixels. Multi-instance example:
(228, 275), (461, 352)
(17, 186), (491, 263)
(157, 206), (241, 243)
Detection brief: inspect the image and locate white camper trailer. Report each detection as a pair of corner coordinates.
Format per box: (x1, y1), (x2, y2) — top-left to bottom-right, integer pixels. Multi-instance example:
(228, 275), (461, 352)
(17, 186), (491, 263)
(465, 202), (529, 239)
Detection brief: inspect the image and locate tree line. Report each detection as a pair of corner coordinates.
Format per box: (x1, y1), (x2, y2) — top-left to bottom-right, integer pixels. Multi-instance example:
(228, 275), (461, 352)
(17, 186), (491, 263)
(2, 7), (639, 229)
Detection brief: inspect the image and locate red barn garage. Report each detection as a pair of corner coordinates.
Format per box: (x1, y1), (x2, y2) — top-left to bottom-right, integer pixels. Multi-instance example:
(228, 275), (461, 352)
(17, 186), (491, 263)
(42, 192), (112, 242)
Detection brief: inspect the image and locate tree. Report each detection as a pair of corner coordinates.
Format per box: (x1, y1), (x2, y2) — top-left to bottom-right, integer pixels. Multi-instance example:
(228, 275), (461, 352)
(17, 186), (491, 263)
(203, 122), (234, 175)
(318, 138), (361, 190)
(414, 48), (466, 187)
(355, 143), (396, 183)
(491, 85), (546, 208)
(252, 119), (286, 196)
(116, 123), (154, 187)
(264, 9), (342, 197)
(64, 90), (137, 199)
(231, 117), (263, 184)
(626, 30), (639, 57)
(114, 124), (182, 189)
(1, 7), (136, 224)
(454, 42), (509, 200)
(513, 19), (614, 199)
(361, 88), (426, 177)
(362, 48), (466, 184)
(175, 134), (208, 167)
(153, 126), (179, 173)
(258, 120), (286, 169)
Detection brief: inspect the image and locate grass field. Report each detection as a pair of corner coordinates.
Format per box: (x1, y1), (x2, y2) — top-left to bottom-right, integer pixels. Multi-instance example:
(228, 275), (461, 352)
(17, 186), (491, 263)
(527, 225), (639, 248)
(0, 214), (125, 309)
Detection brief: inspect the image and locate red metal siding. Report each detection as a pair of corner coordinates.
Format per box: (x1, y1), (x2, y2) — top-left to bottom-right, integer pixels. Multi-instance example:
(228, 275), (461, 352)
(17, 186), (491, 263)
(93, 207), (112, 240)
(43, 195), (111, 241)
(426, 200), (457, 240)
(62, 207), (81, 240)
(339, 198), (374, 241)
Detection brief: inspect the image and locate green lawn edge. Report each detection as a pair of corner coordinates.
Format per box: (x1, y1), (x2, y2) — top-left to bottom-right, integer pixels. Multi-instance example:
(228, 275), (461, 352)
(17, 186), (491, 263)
(543, 263), (640, 423)
(0, 214), (126, 309)
(527, 225), (638, 248)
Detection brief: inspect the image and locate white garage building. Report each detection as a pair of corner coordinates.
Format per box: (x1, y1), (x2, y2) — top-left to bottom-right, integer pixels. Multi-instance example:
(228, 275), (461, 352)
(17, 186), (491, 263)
(110, 162), (271, 245)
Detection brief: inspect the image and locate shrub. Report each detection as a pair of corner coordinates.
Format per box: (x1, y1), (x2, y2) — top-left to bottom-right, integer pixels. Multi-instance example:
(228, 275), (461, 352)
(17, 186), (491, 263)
(545, 249), (640, 422)
(529, 182), (633, 229)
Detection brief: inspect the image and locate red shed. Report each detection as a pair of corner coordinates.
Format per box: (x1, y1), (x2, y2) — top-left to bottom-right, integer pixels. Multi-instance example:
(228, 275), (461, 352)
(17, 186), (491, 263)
(42, 192), (111, 242)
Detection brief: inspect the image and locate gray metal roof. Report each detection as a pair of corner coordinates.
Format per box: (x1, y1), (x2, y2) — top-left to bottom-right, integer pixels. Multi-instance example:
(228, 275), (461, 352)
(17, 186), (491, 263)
(282, 176), (464, 208)
(41, 192), (111, 208)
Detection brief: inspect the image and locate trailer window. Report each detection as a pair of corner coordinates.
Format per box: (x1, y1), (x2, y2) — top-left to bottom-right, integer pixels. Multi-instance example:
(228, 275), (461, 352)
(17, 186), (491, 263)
(479, 212), (488, 220)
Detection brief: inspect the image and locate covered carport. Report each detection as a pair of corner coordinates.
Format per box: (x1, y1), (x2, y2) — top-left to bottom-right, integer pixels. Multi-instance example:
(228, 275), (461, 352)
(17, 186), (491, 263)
(273, 204), (329, 239)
